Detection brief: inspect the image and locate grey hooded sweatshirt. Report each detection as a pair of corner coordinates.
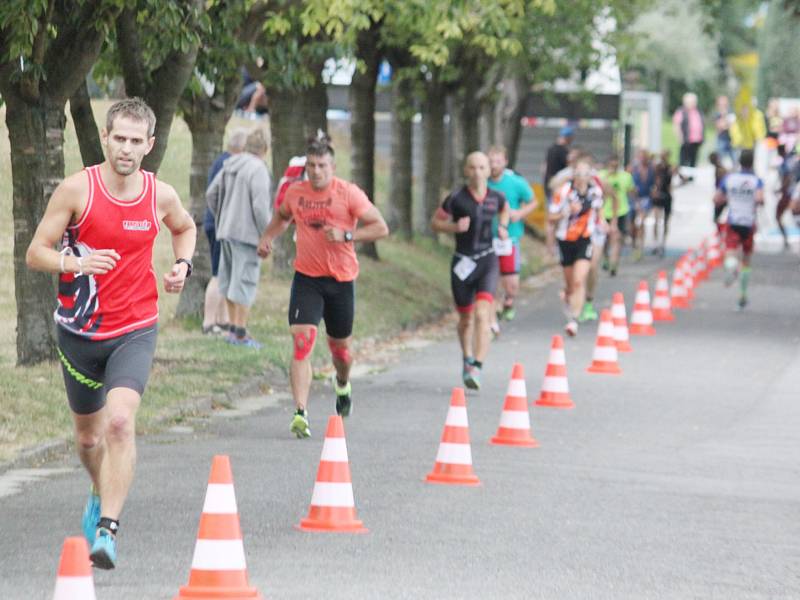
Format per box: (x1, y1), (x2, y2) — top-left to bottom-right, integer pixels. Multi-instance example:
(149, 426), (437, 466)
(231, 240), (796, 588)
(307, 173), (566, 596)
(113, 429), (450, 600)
(206, 152), (272, 246)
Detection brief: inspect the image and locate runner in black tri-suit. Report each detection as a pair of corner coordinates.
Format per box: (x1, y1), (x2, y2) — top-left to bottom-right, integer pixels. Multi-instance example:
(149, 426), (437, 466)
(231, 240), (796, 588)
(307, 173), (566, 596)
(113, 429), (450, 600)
(431, 151), (510, 390)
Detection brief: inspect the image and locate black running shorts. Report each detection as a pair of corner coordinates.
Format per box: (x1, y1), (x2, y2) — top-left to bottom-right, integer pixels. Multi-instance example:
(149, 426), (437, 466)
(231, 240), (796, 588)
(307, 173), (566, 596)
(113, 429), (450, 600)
(289, 272), (355, 339)
(557, 237), (593, 267)
(450, 253), (499, 312)
(56, 325), (158, 415)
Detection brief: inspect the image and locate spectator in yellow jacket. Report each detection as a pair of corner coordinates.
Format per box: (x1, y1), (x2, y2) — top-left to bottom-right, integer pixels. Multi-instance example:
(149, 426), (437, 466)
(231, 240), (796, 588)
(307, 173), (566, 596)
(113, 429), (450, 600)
(731, 103), (766, 153)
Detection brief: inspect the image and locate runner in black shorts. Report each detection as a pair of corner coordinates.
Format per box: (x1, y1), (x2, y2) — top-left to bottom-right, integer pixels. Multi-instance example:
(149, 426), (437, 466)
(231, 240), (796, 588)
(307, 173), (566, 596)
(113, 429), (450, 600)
(259, 134), (389, 437)
(431, 151), (510, 390)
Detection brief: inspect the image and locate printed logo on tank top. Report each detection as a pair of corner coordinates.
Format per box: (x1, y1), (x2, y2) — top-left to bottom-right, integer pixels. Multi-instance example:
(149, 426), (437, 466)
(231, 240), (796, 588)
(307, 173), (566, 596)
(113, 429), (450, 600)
(122, 219), (153, 231)
(296, 196), (333, 229)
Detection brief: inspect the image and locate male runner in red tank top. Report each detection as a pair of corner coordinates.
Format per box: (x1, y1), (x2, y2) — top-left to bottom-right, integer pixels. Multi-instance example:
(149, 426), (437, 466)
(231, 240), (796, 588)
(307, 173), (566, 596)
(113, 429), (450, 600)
(26, 98), (196, 569)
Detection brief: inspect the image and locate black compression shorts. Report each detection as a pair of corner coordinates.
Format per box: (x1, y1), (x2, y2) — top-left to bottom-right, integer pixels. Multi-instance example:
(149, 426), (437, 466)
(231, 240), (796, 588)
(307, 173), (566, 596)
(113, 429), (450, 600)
(56, 325), (158, 415)
(557, 238), (593, 267)
(289, 272), (355, 339)
(450, 253), (498, 312)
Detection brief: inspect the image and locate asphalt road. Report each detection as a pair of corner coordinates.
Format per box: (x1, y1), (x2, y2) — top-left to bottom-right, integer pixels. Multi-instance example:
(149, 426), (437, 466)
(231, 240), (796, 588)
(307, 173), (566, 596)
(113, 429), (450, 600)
(1, 171), (799, 599)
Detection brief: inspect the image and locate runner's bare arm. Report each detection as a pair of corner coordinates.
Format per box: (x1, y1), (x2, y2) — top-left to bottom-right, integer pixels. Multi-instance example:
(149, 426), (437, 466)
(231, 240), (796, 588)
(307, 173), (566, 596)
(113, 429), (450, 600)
(497, 202), (510, 240)
(713, 189), (727, 206)
(352, 205), (389, 242)
(26, 173), (120, 275)
(257, 203), (293, 258)
(157, 181), (196, 290)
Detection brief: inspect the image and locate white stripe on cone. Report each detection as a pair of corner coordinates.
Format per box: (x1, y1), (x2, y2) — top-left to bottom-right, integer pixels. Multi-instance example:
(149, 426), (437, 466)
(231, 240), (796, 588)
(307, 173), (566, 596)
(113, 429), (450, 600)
(506, 379), (526, 398)
(598, 320), (615, 336)
(435, 442), (473, 465)
(548, 349), (566, 365)
(498, 410), (531, 429)
(592, 346), (618, 362)
(320, 438), (348, 462)
(202, 484), (238, 514)
(541, 376), (569, 393)
(310, 482), (356, 507)
(445, 406), (469, 427)
(631, 310), (653, 325)
(53, 577), (96, 600)
(190, 539), (247, 570)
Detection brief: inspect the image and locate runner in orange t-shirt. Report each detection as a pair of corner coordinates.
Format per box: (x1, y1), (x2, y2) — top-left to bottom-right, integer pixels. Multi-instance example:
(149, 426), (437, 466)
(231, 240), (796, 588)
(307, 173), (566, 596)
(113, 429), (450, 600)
(258, 134), (389, 437)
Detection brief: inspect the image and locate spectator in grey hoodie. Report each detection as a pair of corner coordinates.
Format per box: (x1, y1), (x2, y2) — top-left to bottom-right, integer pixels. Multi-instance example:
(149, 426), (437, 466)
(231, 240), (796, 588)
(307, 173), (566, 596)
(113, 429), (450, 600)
(207, 128), (272, 348)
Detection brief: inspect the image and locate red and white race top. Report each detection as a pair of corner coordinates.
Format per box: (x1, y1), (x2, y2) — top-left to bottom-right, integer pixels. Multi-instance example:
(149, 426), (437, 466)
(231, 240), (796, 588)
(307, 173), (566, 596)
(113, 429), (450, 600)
(55, 165), (160, 340)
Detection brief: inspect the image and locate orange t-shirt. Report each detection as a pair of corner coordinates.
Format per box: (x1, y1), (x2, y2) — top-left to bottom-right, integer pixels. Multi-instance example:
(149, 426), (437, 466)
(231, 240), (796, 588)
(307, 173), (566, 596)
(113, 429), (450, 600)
(282, 177), (373, 281)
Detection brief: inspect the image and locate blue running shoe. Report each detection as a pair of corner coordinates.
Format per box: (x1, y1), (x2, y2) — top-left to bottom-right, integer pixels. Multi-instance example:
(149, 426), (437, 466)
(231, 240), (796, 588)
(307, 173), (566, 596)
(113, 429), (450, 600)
(81, 487), (101, 546)
(89, 528), (117, 570)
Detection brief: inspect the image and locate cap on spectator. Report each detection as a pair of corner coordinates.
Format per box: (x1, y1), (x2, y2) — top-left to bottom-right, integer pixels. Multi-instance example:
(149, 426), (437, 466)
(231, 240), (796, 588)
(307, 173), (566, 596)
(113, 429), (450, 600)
(560, 125), (574, 138)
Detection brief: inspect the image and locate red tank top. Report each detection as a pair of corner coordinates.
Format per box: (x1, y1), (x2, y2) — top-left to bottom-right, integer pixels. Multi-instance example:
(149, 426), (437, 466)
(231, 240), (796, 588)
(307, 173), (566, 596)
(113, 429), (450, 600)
(55, 165), (160, 340)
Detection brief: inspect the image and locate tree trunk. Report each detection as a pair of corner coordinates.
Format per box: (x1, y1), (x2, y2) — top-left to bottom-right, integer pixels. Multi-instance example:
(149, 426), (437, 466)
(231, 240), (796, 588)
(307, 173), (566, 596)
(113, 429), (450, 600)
(459, 75), (481, 159)
(444, 93), (459, 190)
(69, 78), (104, 167)
(303, 63), (328, 138)
(268, 87), (307, 275)
(389, 77), (414, 239)
(4, 93), (67, 364)
(175, 102), (227, 317)
(350, 25), (381, 260)
(500, 76), (529, 170)
(422, 82), (447, 237)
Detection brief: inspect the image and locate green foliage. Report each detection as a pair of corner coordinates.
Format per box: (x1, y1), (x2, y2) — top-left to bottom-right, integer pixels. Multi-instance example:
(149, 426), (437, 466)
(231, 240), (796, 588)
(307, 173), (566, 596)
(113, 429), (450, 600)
(758, 0), (800, 100)
(93, 1), (208, 90)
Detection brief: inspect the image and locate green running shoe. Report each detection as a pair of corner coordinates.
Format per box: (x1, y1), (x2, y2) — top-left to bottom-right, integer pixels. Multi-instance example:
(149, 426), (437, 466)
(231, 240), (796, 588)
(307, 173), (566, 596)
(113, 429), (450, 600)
(463, 363), (481, 390)
(81, 486), (100, 546)
(290, 410), (311, 438)
(89, 528), (117, 570)
(334, 379), (352, 417)
(579, 301), (598, 322)
(500, 306), (516, 321)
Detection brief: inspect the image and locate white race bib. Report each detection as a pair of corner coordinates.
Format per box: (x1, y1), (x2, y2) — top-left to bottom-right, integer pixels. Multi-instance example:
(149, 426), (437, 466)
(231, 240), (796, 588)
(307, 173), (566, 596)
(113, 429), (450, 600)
(493, 238), (513, 256)
(453, 256), (477, 281)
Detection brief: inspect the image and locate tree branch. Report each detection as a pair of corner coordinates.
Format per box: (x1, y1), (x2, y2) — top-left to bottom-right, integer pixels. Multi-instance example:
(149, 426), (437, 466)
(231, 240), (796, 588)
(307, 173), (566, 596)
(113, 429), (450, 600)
(115, 7), (147, 98)
(70, 77), (104, 166)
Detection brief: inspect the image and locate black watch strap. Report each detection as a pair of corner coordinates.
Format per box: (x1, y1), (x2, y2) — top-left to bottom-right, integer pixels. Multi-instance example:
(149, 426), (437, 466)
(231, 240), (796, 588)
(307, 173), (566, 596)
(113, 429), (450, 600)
(344, 231), (354, 242)
(175, 258), (192, 278)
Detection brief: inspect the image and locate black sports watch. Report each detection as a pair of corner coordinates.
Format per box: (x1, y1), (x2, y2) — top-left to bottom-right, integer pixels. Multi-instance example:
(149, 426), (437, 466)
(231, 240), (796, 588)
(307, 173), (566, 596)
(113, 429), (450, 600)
(175, 258), (193, 278)
(344, 231), (354, 242)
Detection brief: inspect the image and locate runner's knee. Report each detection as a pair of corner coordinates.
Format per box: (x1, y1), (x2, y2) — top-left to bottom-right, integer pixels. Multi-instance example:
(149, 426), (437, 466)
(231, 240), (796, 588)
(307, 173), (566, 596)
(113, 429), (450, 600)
(76, 430), (102, 451)
(106, 413), (134, 443)
(328, 339), (352, 365)
(293, 327), (317, 361)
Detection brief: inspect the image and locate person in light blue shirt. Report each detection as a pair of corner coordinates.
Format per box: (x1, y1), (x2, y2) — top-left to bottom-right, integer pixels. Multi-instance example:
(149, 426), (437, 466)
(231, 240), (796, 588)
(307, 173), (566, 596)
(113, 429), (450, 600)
(487, 146), (536, 324)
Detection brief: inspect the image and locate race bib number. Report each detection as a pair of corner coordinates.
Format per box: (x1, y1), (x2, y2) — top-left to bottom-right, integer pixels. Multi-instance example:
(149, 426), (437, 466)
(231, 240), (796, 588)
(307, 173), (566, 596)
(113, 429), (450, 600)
(493, 238), (513, 256)
(453, 256), (477, 281)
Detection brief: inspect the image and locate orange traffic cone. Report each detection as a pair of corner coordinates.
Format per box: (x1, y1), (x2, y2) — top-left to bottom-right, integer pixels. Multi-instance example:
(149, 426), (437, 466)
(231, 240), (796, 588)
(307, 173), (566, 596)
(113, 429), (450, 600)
(707, 233), (722, 268)
(671, 265), (690, 309)
(535, 335), (574, 408)
(629, 281), (656, 336)
(426, 388), (481, 486)
(683, 258), (696, 300)
(297, 416), (367, 533)
(696, 246), (709, 282)
(651, 271), (675, 321)
(587, 309), (622, 374)
(611, 292), (632, 352)
(490, 363), (539, 447)
(175, 455), (262, 600)
(53, 537), (95, 600)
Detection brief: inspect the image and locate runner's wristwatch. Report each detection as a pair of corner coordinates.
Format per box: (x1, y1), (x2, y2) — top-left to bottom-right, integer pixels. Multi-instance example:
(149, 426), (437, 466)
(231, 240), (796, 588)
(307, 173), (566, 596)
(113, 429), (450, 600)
(344, 231), (354, 242)
(175, 258), (193, 278)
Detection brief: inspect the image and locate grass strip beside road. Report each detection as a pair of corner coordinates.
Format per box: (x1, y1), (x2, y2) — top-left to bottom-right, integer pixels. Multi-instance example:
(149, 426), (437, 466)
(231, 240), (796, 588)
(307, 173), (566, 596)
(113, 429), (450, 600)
(0, 237), (457, 464)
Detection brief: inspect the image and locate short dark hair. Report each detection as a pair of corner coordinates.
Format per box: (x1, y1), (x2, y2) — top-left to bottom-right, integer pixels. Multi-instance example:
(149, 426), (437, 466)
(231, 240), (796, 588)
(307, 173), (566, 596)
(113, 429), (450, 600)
(106, 97), (156, 137)
(307, 131), (335, 158)
(739, 149), (754, 169)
